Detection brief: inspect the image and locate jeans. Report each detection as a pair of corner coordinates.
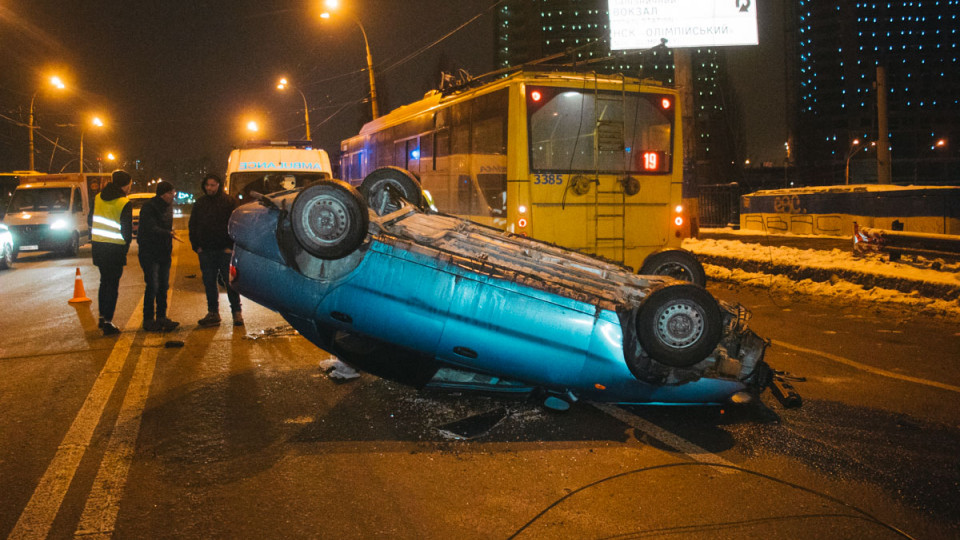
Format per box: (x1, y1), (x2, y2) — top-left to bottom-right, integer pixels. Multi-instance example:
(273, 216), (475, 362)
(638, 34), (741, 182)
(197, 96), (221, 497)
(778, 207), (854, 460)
(139, 254), (171, 320)
(96, 263), (124, 322)
(199, 249), (241, 313)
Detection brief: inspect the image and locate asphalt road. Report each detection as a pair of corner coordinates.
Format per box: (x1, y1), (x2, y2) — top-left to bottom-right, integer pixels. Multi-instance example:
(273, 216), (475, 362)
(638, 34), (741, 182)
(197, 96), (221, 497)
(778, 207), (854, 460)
(1, 234), (958, 539)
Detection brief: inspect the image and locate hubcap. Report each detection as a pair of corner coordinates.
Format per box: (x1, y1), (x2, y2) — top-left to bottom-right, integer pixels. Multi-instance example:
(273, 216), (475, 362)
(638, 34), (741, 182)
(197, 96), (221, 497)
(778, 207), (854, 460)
(655, 301), (704, 349)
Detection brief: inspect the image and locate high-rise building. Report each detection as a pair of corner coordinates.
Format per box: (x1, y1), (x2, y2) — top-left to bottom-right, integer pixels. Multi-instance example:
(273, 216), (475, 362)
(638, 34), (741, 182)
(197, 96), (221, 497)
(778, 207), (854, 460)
(494, 0), (743, 184)
(790, 1), (959, 185)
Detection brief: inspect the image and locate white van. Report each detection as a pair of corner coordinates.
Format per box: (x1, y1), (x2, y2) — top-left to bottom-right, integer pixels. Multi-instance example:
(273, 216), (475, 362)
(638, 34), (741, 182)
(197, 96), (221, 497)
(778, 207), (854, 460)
(2, 173), (109, 258)
(224, 140), (333, 202)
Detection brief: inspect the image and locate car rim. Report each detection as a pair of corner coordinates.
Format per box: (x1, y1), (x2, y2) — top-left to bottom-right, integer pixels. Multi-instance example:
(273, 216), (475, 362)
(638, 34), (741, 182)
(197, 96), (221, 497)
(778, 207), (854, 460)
(370, 179), (404, 213)
(303, 197), (350, 245)
(654, 301), (704, 349)
(656, 262), (692, 281)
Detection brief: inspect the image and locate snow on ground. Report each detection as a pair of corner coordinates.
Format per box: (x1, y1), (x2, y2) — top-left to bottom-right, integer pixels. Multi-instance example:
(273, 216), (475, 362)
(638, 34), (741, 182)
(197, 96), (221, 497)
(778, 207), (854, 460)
(683, 236), (960, 319)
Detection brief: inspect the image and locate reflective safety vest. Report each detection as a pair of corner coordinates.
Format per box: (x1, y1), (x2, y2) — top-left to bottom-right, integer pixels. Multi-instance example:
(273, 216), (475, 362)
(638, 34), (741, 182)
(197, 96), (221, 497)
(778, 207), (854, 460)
(91, 194), (129, 245)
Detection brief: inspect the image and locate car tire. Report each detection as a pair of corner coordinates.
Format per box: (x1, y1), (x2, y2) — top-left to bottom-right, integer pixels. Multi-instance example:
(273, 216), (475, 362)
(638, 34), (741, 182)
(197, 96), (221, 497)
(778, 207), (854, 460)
(0, 243), (12, 269)
(290, 179), (369, 260)
(359, 167), (423, 216)
(635, 284), (723, 368)
(64, 232), (80, 257)
(639, 250), (707, 287)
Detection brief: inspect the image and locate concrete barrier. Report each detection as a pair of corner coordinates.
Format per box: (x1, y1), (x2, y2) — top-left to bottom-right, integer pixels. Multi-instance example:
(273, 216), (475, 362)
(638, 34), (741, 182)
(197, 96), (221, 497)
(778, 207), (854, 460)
(740, 184), (960, 237)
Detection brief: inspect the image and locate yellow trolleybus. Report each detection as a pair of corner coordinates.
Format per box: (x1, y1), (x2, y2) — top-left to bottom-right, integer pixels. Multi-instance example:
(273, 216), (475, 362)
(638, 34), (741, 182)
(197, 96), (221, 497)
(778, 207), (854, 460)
(340, 69), (704, 284)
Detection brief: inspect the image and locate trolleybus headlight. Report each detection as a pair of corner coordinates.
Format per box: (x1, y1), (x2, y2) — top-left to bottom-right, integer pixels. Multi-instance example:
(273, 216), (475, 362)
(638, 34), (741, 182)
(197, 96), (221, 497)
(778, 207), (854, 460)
(674, 216), (684, 227)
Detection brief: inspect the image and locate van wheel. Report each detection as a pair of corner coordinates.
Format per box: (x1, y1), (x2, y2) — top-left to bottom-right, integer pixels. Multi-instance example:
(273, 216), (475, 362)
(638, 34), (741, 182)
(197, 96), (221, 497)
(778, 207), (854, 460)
(290, 179), (368, 259)
(359, 167), (423, 216)
(64, 232), (80, 257)
(639, 250), (706, 287)
(635, 284), (722, 368)
(0, 243), (12, 269)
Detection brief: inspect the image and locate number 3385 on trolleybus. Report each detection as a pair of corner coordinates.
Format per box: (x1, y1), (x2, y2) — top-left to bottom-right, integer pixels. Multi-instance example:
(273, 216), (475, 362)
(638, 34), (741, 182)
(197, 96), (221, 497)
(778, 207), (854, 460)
(339, 69), (705, 285)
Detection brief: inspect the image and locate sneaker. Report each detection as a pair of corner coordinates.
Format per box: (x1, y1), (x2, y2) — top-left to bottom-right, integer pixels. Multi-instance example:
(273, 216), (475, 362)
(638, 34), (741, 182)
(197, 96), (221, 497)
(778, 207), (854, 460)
(102, 322), (121, 336)
(198, 312), (221, 327)
(143, 319), (162, 332)
(158, 317), (180, 332)
(232, 312), (244, 326)
(98, 317), (106, 329)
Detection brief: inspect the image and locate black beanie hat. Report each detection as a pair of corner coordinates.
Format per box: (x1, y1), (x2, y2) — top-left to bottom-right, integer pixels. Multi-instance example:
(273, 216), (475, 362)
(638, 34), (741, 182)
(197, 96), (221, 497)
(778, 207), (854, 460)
(111, 170), (132, 187)
(156, 180), (175, 196)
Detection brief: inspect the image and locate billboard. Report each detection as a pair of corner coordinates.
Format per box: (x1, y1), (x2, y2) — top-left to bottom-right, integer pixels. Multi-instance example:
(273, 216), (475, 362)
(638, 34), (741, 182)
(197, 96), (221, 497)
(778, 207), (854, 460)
(608, 0), (759, 50)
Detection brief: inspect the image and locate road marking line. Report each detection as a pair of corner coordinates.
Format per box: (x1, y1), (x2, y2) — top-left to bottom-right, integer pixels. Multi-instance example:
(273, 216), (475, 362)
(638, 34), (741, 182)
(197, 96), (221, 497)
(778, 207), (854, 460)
(591, 403), (737, 474)
(73, 346), (157, 539)
(772, 339), (960, 394)
(7, 304), (142, 540)
(73, 244), (182, 540)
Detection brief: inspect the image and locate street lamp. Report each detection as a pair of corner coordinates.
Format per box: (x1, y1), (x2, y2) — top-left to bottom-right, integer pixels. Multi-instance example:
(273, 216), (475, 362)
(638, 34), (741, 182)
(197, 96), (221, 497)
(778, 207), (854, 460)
(246, 120), (260, 133)
(845, 139), (876, 185)
(100, 151), (116, 173)
(28, 75), (67, 171)
(79, 116), (105, 173)
(320, 0), (379, 119)
(277, 78), (311, 140)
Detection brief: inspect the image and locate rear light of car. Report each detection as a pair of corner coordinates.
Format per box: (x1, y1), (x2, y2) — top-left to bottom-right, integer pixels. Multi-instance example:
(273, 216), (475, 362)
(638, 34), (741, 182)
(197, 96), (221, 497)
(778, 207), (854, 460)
(229, 263), (237, 284)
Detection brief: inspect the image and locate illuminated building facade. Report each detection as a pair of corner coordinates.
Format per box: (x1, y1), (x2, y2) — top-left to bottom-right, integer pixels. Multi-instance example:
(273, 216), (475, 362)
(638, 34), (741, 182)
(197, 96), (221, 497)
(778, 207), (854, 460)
(791, 0), (959, 184)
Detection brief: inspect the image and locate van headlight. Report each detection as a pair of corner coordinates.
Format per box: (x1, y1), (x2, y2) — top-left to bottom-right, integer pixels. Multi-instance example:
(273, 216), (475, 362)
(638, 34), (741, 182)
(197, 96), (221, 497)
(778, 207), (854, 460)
(51, 219), (69, 230)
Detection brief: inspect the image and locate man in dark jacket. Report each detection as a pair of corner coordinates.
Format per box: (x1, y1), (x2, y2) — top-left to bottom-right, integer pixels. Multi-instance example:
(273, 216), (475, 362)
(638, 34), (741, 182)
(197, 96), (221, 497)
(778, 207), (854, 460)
(90, 170), (133, 335)
(188, 173), (243, 327)
(137, 181), (180, 332)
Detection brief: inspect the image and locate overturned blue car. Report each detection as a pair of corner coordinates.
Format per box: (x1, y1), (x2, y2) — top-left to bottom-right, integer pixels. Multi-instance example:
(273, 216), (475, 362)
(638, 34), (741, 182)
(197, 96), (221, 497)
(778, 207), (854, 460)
(228, 168), (772, 408)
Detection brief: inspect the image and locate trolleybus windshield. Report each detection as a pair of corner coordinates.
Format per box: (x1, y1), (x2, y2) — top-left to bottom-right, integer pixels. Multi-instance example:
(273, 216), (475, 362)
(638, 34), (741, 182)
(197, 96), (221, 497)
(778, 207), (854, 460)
(527, 87), (673, 174)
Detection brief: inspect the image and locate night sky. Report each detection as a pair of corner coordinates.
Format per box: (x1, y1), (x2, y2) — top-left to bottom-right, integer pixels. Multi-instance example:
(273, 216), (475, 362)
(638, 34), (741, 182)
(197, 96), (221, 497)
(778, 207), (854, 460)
(0, 0), (785, 186)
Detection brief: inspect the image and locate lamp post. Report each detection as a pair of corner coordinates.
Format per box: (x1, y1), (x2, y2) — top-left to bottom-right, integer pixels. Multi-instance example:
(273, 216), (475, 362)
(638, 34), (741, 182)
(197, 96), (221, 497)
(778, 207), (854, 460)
(100, 151), (116, 173)
(321, 0), (379, 119)
(28, 76), (66, 171)
(277, 78), (311, 140)
(79, 116), (104, 173)
(845, 139), (876, 185)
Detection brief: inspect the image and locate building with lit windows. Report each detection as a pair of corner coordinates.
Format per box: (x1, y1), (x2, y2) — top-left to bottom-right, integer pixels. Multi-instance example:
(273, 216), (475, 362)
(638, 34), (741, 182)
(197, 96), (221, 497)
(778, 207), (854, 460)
(494, 0), (743, 184)
(790, 1), (959, 185)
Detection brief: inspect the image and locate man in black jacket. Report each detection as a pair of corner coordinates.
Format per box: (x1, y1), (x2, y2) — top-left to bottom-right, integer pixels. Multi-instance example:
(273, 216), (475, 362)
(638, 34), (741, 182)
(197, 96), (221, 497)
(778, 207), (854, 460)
(137, 181), (180, 332)
(90, 170), (133, 335)
(188, 173), (243, 327)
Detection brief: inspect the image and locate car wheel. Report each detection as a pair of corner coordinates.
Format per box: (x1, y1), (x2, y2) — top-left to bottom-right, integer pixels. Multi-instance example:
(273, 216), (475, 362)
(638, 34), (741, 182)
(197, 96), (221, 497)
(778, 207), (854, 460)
(359, 167), (423, 216)
(64, 232), (80, 257)
(639, 250), (707, 287)
(0, 243), (12, 269)
(635, 284), (722, 368)
(290, 179), (368, 260)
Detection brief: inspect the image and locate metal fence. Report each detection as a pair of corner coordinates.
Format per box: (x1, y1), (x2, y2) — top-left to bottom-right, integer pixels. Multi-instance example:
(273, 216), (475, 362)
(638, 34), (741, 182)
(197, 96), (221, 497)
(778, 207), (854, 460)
(697, 183), (741, 228)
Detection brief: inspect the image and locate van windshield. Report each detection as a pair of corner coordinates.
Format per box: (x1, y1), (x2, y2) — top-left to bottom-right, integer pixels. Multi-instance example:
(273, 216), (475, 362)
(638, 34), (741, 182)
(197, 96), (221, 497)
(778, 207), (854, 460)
(7, 188), (71, 212)
(229, 171), (332, 201)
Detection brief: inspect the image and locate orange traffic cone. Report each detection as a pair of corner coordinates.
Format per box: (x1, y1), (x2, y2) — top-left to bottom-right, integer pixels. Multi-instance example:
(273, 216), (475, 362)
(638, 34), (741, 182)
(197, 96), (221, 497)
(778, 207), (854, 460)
(68, 267), (92, 304)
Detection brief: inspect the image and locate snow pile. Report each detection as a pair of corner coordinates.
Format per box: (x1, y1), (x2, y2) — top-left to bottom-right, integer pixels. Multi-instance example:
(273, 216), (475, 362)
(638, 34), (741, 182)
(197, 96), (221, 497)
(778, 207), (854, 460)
(684, 237), (960, 318)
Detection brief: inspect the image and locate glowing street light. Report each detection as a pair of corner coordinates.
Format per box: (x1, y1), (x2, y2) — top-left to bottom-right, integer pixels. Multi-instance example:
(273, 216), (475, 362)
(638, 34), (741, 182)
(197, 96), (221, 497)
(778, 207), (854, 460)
(28, 75), (67, 171)
(320, 0), (379, 119)
(277, 77), (311, 140)
(246, 120), (260, 133)
(79, 116), (105, 173)
(845, 138), (875, 185)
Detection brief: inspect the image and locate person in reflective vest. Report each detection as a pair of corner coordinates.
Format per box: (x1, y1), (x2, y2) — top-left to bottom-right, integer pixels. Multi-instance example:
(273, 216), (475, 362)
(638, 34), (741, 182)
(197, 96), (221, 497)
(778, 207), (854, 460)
(90, 170), (133, 335)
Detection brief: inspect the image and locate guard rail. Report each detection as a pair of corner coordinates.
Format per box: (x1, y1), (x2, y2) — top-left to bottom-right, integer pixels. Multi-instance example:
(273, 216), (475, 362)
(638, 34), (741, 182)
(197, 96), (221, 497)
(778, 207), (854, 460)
(853, 222), (960, 262)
